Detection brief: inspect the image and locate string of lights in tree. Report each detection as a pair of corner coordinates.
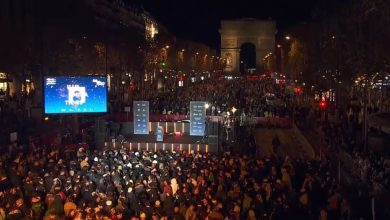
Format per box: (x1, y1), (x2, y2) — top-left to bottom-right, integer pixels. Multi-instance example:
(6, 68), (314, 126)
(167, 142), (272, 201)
(143, 16), (159, 82)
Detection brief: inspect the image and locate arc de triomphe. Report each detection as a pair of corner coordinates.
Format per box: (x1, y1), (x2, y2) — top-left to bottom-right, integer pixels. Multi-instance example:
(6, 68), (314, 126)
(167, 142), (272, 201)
(219, 19), (276, 73)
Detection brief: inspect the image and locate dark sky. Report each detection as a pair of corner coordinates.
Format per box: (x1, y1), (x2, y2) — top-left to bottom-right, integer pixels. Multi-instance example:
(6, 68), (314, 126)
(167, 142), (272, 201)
(139, 0), (314, 48)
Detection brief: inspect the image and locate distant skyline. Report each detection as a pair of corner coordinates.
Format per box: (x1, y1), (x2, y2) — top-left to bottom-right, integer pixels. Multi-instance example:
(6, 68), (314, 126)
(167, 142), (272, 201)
(139, 0), (315, 48)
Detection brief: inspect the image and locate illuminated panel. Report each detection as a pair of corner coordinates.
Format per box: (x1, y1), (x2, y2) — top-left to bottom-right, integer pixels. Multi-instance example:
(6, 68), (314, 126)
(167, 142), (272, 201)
(190, 101), (206, 136)
(154, 143), (157, 152)
(133, 101), (149, 134)
(130, 143), (132, 151)
(171, 144), (174, 153)
(197, 144), (200, 152)
(163, 143), (165, 151)
(146, 143), (149, 151)
(137, 143), (140, 151)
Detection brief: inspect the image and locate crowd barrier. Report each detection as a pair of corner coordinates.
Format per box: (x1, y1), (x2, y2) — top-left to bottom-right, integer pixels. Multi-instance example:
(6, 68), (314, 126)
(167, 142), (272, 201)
(112, 113), (189, 122)
(103, 142), (210, 153)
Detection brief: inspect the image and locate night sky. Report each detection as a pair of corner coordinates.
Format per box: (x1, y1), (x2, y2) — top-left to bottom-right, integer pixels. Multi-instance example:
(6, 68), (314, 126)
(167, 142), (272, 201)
(138, 0), (314, 48)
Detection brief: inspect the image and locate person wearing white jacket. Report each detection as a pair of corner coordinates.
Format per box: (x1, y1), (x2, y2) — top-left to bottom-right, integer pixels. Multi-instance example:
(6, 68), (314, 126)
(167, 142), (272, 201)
(171, 178), (179, 195)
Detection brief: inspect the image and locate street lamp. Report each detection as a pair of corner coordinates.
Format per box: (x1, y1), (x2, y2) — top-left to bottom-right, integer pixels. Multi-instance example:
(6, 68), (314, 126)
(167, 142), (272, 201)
(205, 103), (210, 109)
(121, 80), (126, 103)
(231, 107), (237, 142)
(285, 35), (291, 40)
(232, 107), (237, 114)
(276, 44), (284, 74)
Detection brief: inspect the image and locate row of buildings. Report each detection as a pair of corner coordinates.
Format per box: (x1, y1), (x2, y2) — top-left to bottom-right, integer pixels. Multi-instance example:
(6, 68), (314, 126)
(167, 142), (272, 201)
(0, 0), (220, 103)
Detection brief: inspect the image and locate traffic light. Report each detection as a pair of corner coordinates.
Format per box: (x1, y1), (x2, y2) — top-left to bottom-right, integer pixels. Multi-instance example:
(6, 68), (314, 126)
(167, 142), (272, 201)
(319, 100), (326, 110)
(294, 86), (302, 94)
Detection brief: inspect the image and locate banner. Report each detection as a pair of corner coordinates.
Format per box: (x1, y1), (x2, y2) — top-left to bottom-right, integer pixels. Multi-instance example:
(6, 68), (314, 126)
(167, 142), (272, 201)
(133, 101), (149, 134)
(190, 101), (206, 136)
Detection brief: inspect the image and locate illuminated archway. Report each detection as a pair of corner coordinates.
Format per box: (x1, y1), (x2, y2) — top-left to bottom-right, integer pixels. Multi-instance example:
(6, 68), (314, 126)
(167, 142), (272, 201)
(220, 19), (275, 73)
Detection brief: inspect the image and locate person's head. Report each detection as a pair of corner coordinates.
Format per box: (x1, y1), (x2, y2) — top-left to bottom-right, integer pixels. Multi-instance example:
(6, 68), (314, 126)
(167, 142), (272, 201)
(115, 212), (123, 219)
(188, 204), (195, 211)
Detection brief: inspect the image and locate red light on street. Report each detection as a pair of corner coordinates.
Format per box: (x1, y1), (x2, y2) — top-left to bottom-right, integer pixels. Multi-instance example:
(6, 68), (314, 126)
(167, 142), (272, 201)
(294, 86), (302, 94)
(319, 101), (326, 109)
(129, 83), (135, 91)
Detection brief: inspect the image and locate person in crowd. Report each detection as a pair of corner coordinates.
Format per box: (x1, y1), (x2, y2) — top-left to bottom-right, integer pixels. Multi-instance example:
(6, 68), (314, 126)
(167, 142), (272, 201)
(0, 138), (349, 220)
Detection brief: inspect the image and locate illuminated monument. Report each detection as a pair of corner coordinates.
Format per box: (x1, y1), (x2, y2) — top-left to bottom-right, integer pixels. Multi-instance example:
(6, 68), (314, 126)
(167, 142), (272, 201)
(220, 19), (276, 73)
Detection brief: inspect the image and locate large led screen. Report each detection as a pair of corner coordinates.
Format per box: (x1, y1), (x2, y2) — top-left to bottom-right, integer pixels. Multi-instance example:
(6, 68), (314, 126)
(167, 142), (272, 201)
(44, 76), (107, 114)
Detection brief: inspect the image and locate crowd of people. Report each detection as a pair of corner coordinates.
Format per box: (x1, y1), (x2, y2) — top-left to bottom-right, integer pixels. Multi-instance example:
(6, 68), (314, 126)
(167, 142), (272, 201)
(0, 138), (353, 220)
(129, 77), (292, 118)
(0, 74), (388, 219)
(351, 151), (390, 195)
(315, 107), (390, 195)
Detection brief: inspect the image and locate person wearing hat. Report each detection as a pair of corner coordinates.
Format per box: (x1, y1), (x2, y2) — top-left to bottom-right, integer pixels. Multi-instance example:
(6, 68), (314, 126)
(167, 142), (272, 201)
(64, 198), (77, 217)
(31, 195), (43, 219)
